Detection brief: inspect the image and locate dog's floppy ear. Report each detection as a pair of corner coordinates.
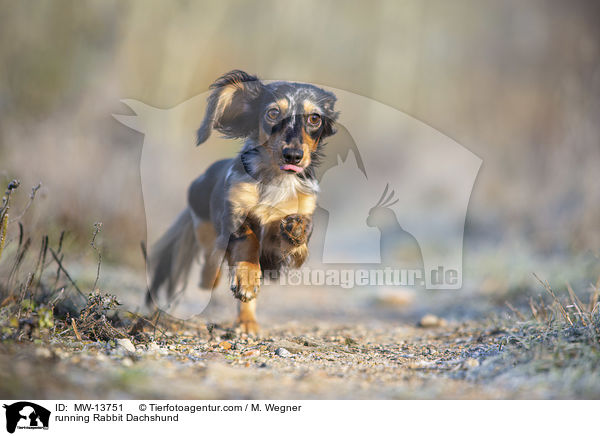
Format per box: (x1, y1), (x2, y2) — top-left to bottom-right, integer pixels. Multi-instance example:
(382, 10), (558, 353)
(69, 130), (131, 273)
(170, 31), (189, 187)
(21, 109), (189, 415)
(197, 70), (264, 145)
(321, 113), (338, 139)
(320, 92), (339, 139)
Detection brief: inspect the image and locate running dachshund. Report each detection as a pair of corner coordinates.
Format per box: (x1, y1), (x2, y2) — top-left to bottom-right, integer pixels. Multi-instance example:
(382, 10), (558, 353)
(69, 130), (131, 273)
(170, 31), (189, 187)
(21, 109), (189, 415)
(146, 70), (339, 334)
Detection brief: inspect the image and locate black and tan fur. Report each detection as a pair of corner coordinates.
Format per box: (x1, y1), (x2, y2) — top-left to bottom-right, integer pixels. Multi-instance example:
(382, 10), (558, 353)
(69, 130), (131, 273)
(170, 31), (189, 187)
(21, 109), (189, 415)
(146, 70), (338, 334)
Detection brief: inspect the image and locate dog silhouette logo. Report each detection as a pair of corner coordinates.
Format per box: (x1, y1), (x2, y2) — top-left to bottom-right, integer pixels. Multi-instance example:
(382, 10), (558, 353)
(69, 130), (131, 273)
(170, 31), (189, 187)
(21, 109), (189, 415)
(3, 402), (50, 433)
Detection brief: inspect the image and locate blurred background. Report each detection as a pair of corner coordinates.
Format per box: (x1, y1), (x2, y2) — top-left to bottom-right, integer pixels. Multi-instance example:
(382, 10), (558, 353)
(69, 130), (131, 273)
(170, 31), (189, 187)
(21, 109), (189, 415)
(1, 0), (599, 305)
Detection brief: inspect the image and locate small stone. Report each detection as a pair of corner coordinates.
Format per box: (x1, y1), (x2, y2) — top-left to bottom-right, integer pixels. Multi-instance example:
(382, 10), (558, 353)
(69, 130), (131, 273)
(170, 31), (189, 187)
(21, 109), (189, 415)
(147, 342), (160, 352)
(219, 341), (232, 350)
(268, 340), (305, 354)
(54, 349), (68, 360)
(463, 358), (479, 368)
(116, 338), (136, 353)
(35, 347), (52, 359)
(418, 314), (447, 328)
(409, 360), (435, 369)
(122, 357), (133, 367)
(275, 347), (292, 357)
(243, 349), (260, 357)
(373, 288), (415, 307)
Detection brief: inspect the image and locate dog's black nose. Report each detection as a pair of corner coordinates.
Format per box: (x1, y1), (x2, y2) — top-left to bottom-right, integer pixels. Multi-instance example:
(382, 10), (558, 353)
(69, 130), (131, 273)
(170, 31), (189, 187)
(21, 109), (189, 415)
(282, 148), (304, 164)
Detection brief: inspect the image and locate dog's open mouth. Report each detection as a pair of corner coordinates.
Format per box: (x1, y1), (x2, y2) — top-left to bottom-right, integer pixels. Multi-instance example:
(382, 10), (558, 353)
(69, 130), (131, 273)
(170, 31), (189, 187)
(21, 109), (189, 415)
(280, 164), (304, 173)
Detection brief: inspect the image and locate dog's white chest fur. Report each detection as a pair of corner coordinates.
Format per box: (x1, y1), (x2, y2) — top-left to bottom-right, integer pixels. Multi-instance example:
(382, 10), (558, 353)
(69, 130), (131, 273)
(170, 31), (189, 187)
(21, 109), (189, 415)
(229, 174), (318, 224)
(258, 175), (316, 207)
(254, 175), (318, 223)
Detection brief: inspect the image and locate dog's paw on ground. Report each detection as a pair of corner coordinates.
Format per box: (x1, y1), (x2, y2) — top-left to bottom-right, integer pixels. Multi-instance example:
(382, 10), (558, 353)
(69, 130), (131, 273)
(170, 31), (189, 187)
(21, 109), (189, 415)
(235, 317), (260, 336)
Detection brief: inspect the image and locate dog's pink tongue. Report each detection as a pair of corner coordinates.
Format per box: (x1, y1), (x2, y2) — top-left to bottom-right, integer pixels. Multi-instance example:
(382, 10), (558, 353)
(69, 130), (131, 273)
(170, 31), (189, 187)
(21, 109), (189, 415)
(280, 164), (303, 173)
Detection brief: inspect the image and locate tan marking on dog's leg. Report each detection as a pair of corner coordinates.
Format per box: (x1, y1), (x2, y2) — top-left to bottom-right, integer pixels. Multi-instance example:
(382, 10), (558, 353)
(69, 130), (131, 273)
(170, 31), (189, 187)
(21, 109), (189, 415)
(236, 299), (258, 335)
(228, 227), (261, 302)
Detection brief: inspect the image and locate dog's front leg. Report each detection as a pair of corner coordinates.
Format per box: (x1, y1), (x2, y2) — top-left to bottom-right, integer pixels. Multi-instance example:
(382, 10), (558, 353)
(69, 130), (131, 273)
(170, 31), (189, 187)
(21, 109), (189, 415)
(228, 224), (261, 302)
(236, 299), (258, 335)
(226, 223), (261, 334)
(280, 214), (313, 246)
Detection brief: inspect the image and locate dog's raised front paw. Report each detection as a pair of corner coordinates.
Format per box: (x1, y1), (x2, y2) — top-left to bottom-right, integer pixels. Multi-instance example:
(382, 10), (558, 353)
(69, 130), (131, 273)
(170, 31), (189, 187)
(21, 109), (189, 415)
(280, 214), (312, 246)
(230, 261), (261, 302)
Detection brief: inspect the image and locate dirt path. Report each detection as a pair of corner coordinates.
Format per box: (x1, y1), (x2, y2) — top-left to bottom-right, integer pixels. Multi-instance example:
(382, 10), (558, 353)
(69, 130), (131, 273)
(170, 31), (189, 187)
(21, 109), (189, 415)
(3, 273), (599, 400)
(0, 318), (507, 399)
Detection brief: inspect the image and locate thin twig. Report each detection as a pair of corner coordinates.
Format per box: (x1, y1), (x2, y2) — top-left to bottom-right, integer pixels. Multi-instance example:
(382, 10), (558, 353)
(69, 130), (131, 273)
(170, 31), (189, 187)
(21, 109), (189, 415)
(533, 273), (573, 326)
(49, 247), (85, 299)
(71, 318), (82, 341)
(52, 251), (64, 290)
(506, 301), (525, 321)
(566, 282), (589, 327)
(34, 235), (49, 291)
(9, 183), (41, 224)
(153, 310), (161, 338)
(6, 237), (31, 290)
(529, 297), (540, 322)
(90, 222), (102, 291)
(0, 179), (20, 221)
(57, 230), (65, 255)
(126, 310), (167, 338)
(0, 211), (7, 261)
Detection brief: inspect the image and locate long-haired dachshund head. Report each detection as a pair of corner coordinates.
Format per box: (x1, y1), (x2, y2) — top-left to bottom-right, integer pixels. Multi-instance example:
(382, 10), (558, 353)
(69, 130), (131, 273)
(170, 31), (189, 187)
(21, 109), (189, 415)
(196, 70), (339, 178)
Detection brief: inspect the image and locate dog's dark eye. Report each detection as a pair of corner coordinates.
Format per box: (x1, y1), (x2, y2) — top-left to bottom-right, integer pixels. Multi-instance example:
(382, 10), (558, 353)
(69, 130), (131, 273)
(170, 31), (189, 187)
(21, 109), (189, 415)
(266, 108), (280, 121)
(307, 113), (321, 127)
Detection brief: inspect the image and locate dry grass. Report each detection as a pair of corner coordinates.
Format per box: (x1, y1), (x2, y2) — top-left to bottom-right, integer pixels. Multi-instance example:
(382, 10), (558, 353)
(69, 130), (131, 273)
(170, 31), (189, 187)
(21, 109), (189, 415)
(464, 275), (600, 398)
(502, 273), (600, 355)
(0, 180), (145, 346)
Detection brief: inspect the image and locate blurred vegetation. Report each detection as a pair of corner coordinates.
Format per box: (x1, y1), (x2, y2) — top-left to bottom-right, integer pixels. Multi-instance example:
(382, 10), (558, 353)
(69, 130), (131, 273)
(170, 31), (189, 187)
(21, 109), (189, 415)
(0, 180), (158, 347)
(0, 0), (599, 292)
(466, 278), (600, 398)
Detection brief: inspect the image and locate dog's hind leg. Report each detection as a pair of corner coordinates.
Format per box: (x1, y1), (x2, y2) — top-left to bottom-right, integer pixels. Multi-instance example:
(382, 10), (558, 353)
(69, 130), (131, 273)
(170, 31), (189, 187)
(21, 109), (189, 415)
(201, 248), (222, 290)
(193, 220), (222, 290)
